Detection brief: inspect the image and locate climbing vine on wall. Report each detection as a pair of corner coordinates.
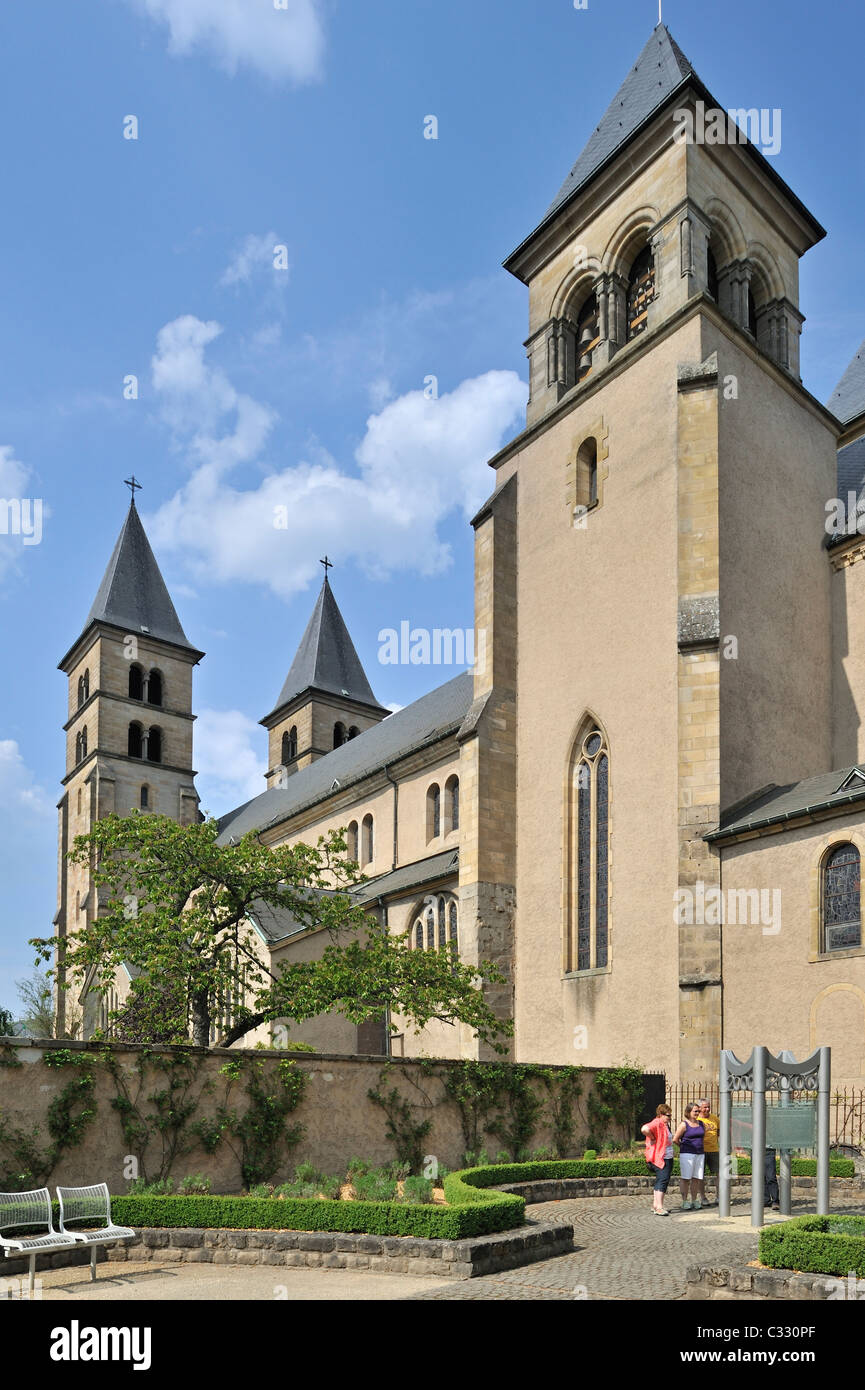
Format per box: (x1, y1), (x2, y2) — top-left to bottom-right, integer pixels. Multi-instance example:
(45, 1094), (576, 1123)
(0, 1049), (98, 1191)
(103, 1048), (215, 1184)
(194, 1056), (307, 1190)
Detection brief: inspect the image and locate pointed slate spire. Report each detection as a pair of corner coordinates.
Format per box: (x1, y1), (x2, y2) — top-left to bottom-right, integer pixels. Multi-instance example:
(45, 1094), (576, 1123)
(829, 338), (865, 425)
(267, 576), (385, 718)
(77, 501), (199, 654)
(544, 25), (695, 223)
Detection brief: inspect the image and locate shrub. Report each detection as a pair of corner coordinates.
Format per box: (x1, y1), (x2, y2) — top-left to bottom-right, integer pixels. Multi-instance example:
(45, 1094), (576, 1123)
(294, 1161), (319, 1185)
(352, 1169), (397, 1203)
(110, 1186), (524, 1240)
(177, 1173), (211, 1196)
(401, 1175), (433, 1204)
(127, 1177), (175, 1196)
(759, 1215), (865, 1279)
(347, 1156), (371, 1180)
(582, 1150), (598, 1161)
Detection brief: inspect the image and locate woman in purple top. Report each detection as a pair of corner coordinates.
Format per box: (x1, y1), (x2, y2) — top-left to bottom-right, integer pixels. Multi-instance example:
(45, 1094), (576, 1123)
(673, 1103), (705, 1211)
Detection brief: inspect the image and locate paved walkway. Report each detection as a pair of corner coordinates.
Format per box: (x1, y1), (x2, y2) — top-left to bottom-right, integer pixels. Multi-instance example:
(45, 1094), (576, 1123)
(17, 1193), (865, 1302)
(409, 1193), (865, 1301)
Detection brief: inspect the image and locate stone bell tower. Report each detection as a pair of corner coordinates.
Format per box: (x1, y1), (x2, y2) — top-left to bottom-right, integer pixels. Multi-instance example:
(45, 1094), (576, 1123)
(495, 24), (834, 1081)
(54, 487), (204, 1034)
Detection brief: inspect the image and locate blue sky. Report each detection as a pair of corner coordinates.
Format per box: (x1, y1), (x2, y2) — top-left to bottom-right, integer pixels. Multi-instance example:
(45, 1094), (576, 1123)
(1, 0), (863, 1009)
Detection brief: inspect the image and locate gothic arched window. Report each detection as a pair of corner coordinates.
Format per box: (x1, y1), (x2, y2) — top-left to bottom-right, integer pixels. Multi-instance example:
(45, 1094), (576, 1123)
(822, 844), (861, 953)
(347, 820), (359, 862)
(626, 245), (655, 340)
(576, 437), (598, 509)
(148, 727), (162, 763)
(427, 783), (441, 841)
(128, 722), (143, 759)
(147, 669), (163, 706)
(334, 722), (346, 749)
(348, 725), (360, 740)
(568, 725), (610, 972)
(77, 670), (89, 708)
(362, 813), (374, 866)
(411, 894), (459, 958)
(445, 775), (459, 833)
(140, 785), (149, 809)
(129, 664), (144, 701)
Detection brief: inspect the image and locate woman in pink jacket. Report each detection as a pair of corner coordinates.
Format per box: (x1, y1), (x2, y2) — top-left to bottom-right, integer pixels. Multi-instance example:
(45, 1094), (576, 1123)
(641, 1103), (674, 1215)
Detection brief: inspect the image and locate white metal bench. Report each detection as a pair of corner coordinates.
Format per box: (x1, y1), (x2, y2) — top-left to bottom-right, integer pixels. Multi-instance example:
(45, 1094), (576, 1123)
(57, 1184), (136, 1281)
(0, 1187), (78, 1295)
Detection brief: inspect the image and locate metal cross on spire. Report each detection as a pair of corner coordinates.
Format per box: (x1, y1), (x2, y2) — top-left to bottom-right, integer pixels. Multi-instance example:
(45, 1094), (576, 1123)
(124, 475), (143, 504)
(320, 555), (333, 579)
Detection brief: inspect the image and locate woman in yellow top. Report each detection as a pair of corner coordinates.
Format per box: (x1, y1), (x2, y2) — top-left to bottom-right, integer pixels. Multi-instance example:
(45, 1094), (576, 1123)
(696, 1098), (719, 1206)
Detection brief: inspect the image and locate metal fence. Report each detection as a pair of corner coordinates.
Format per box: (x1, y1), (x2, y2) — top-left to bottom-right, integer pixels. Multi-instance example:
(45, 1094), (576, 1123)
(666, 1081), (865, 1148)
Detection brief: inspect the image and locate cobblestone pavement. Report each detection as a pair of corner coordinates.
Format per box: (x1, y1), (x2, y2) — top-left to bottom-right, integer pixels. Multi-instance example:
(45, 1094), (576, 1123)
(406, 1193), (865, 1301)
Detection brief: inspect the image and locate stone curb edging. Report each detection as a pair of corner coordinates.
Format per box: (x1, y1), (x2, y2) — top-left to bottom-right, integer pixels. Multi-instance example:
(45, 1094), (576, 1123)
(0, 1219), (574, 1283)
(497, 1176), (864, 1203)
(685, 1264), (854, 1301)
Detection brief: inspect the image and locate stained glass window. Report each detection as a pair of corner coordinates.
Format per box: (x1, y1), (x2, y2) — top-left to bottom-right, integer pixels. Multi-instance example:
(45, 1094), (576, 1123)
(577, 769), (592, 971)
(823, 844), (861, 952)
(438, 896), (447, 949)
(596, 754), (609, 967)
(572, 728), (610, 973)
(426, 907), (435, 952)
(448, 901), (458, 950)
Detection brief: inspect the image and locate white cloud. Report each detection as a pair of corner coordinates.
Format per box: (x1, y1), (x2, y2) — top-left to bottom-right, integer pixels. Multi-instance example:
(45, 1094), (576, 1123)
(0, 741), (54, 819)
(144, 315), (527, 600)
(194, 709), (267, 811)
(126, 0), (326, 83)
(151, 315), (277, 474)
(220, 232), (289, 288)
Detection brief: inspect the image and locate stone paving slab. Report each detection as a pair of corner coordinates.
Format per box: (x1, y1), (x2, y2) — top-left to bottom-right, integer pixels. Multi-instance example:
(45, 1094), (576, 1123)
(407, 1192), (865, 1301)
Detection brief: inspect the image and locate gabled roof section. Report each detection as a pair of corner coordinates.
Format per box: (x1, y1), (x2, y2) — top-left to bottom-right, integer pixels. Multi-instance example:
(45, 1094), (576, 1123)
(706, 766), (865, 842)
(265, 577), (386, 720)
(828, 338), (865, 426)
(543, 25), (694, 224)
(67, 502), (200, 660)
(219, 671), (473, 843)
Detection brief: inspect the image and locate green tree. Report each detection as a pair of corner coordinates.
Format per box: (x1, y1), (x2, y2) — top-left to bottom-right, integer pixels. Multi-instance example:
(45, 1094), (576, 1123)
(0, 1005), (16, 1036)
(15, 970), (55, 1036)
(32, 813), (511, 1052)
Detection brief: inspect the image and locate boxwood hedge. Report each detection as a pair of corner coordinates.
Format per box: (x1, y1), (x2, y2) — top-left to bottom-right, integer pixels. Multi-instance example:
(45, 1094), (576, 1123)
(759, 1214), (865, 1278)
(443, 1157), (855, 1184)
(110, 1188), (525, 1241)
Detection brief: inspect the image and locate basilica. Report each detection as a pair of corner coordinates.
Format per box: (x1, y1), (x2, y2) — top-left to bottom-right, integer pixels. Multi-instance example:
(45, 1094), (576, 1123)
(55, 25), (865, 1086)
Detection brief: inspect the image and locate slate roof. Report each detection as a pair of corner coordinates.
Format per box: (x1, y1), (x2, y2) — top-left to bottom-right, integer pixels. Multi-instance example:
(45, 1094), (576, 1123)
(248, 850), (460, 944)
(69, 502), (199, 658)
(264, 577), (386, 720)
(544, 25), (695, 223)
(828, 338), (865, 426)
(706, 767), (865, 842)
(507, 23), (823, 269)
(218, 671), (474, 843)
(353, 849), (459, 905)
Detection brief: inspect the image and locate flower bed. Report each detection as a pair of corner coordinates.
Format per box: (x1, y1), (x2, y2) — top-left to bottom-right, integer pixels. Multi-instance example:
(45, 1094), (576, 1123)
(110, 1185), (525, 1241)
(759, 1214), (865, 1278)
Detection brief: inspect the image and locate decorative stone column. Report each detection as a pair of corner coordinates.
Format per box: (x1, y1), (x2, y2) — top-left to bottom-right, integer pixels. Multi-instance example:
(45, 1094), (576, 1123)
(717, 259), (753, 333)
(756, 299), (804, 378)
(591, 272), (627, 367)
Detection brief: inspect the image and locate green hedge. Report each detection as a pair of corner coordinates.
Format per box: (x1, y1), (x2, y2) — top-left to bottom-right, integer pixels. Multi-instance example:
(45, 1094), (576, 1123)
(110, 1188), (525, 1241)
(443, 1157), (855, 1184)
(759, 1215), (865, 1278)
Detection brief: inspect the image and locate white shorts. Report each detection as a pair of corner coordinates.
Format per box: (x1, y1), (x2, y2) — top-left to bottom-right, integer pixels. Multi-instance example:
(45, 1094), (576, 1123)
(679, 1153), (705, 1181)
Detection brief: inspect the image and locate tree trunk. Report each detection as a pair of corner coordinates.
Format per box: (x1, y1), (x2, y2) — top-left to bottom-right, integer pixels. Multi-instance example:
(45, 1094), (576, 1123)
(191, 989), (211, 1048)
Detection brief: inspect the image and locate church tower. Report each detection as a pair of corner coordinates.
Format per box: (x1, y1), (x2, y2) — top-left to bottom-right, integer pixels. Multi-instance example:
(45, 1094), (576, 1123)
(261, 569), (388, 787)
(54, 492), (204, 1034)
(486, 24), (838, 1081)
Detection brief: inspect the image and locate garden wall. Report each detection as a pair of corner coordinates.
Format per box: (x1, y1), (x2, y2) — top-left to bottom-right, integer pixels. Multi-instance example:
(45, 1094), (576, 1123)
(0, 1041), (610, 1193)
